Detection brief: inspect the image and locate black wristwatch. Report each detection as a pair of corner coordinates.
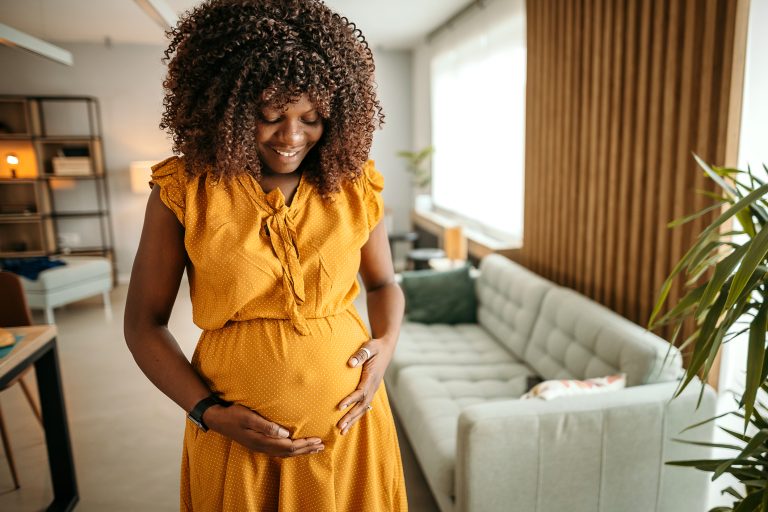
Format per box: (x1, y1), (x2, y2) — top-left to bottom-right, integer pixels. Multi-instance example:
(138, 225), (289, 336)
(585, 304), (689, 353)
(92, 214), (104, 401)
(187, 394), (232, 432)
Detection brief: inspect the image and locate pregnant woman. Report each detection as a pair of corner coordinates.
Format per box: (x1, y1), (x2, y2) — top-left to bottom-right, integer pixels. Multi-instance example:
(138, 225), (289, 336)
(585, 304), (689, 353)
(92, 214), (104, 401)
(123, 1), (407, 510)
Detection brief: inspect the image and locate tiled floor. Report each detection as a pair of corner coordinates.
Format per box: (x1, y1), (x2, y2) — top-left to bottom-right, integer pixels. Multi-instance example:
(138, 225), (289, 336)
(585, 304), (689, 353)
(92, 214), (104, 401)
(0, 280), (440, 511)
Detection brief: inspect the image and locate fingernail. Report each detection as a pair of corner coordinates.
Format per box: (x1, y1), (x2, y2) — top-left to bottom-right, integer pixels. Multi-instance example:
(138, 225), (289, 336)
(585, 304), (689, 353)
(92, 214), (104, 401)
(350, 358), (358, 367)
(340, 422), (347, 430)
(278, 428), (289, 438)
(315, 446), (324, 452)
(312, 439), (322, 445)
(339, 403), (347, 410)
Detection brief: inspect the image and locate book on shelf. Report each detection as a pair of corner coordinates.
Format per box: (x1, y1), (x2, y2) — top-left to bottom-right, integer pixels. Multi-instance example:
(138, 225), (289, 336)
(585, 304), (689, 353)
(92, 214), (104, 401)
(52, 156), (92, 176)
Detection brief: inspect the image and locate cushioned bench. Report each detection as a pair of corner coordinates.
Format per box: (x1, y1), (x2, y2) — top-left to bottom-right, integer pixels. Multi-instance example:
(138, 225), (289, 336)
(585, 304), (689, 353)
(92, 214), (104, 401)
(20, 257), (113, 324)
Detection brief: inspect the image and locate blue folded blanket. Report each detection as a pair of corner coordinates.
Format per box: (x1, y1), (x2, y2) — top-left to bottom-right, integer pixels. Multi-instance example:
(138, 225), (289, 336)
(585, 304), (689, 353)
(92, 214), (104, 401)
(0, 334), (25, 358)
(0, 257), (67, 280)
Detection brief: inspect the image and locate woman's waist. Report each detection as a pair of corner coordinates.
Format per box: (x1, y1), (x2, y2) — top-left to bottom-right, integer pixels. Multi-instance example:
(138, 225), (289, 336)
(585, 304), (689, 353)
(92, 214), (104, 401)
(198, 305), (364, 332)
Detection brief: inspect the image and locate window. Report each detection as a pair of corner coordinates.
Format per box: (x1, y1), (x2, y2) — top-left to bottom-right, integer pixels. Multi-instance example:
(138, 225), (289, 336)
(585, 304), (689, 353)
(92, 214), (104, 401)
(430, 16), (526, 242)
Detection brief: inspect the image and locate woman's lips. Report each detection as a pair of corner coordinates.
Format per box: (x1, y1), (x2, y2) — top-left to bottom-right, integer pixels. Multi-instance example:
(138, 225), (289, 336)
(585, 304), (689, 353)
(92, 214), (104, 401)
(270, 146), (303, 158)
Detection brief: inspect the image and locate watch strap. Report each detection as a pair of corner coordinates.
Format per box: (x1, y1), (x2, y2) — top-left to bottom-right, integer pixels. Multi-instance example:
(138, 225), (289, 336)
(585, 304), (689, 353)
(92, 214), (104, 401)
(187, 394), (231, 432)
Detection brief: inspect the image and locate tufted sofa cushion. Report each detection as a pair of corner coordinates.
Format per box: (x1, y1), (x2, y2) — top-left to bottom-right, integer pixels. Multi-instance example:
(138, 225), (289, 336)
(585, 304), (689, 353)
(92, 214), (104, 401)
(395, 362), (536, 498)
(387, 323), (517, 392)
(476, 254), (555, 359)
(523, 288), (683, 386)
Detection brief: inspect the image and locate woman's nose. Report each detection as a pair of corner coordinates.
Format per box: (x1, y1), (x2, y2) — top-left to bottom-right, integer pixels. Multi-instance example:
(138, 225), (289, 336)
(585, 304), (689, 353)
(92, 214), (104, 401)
(277, 120), (304, 145)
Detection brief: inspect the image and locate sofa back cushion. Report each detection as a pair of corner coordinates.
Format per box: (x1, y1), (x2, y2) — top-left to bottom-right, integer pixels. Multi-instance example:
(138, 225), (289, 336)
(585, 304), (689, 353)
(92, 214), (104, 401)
(523, 288), (682, 386)
(476, 255), (555, 359)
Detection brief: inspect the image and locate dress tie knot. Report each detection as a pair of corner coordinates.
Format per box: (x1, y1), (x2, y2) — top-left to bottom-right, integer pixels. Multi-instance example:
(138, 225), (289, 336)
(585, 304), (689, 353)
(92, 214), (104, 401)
(264, 206), (309, 335)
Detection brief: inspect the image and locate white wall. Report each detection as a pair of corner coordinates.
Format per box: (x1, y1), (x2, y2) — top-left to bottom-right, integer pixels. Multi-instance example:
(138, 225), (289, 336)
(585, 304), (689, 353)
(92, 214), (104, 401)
(370, 48), (413, 233)
(0, 42), (412, 280)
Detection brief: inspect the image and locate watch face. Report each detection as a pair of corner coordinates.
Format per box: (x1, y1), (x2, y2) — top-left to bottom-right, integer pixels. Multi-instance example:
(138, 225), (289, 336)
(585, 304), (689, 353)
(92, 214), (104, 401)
(187, 414), (207, 432)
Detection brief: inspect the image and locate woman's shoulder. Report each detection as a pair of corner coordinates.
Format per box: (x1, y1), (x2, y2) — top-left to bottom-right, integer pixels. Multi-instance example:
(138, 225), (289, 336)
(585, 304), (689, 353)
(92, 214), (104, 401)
(337, 159), (383, 196)
(360, 159), (383, 191)
(151, 155), (185, 179)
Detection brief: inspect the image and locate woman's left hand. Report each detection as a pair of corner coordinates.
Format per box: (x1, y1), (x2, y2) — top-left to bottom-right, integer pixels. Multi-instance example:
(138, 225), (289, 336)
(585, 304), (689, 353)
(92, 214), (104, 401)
(337, 337), (395, 435)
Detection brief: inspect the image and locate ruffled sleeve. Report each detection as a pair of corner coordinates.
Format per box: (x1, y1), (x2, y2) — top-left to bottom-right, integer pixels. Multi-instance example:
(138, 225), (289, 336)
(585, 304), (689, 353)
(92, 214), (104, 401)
(361, 160), (385, 232)
(149, 156), (187, 226)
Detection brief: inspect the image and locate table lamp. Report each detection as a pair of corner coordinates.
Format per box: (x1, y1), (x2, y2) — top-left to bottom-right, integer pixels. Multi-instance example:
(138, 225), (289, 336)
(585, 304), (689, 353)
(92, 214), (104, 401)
(129, 161), (156, 194)
(6, 153), (18, 178)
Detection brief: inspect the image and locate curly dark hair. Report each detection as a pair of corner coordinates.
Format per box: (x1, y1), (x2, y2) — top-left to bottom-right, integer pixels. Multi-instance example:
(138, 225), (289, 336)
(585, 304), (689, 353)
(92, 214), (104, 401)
(159, 0), (384, 196)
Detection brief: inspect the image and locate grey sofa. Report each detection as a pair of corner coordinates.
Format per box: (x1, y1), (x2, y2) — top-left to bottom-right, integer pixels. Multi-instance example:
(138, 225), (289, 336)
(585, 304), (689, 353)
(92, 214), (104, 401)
(387, 254), (716, 512)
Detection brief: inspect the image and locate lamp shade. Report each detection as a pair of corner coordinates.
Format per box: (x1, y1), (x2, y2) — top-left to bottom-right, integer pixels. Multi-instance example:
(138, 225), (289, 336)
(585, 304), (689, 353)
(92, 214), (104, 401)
(129, 160), (156, 193)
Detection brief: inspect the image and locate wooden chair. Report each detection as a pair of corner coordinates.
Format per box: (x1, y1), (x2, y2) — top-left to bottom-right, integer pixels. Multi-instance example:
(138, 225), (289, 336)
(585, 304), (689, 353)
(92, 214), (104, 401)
(0, 271), (43, 490)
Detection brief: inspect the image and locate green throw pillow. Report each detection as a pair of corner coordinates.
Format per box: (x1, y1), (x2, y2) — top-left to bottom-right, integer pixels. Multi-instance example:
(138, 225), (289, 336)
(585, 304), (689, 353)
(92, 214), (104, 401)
(400, 265), (477, 324)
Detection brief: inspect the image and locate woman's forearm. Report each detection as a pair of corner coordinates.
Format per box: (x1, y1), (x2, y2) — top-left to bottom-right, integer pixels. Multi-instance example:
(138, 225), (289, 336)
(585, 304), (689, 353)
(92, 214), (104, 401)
(365, 281), (405, 347)
(125, 324), (210, 413)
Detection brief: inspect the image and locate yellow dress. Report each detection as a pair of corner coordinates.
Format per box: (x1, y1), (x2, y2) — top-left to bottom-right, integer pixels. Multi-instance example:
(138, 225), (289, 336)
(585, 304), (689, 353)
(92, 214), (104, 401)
(150, 156), (408, 511)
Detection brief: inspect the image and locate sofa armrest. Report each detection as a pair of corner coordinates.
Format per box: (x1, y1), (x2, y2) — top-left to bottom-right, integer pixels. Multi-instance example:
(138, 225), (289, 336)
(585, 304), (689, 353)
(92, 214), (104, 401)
(455, 381), (716, 512)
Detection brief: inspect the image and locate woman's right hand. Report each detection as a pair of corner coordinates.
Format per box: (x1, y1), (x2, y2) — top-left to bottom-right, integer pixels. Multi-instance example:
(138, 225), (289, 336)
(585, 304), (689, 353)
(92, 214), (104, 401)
(203, 403), (325, 457)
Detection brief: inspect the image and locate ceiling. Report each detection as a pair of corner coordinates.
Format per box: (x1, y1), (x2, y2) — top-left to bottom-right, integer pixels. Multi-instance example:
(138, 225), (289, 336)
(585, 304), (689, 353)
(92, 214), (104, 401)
(0, 0), (474, 49)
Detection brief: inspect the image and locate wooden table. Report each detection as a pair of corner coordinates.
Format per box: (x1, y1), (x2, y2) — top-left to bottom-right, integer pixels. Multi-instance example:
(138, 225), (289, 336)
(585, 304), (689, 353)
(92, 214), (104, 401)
(0, 325), (78, 511)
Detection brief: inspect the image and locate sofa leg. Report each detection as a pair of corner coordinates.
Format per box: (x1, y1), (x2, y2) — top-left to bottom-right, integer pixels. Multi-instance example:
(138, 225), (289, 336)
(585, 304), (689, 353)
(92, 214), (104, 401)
(102, 291), (113, 321)
(45, 307), (55, 325)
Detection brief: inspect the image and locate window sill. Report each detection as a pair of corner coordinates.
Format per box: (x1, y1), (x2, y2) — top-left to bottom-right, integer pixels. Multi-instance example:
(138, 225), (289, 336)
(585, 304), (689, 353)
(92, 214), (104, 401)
(410, 209), (521, 260)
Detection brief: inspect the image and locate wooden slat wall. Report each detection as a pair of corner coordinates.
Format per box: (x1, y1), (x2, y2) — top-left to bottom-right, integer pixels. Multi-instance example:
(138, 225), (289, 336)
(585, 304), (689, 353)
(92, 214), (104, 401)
(520, 0), (742, 340)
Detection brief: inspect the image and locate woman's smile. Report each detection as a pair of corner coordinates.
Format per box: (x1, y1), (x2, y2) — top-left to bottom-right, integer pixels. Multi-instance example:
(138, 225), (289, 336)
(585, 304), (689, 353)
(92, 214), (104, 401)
(256, 94), (324, 175)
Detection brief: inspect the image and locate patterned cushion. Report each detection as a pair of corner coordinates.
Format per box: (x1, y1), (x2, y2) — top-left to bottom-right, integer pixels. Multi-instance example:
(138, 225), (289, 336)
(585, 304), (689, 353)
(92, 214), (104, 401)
(523, 288), (682, 386)
(395, 363), (536, 498)
(476, 254), (555, 359)
(521, 373), (627, 400)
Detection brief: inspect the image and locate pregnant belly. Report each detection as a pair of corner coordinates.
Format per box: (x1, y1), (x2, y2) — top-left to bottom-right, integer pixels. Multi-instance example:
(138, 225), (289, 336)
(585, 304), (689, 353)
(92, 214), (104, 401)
(192, 308), (369, 440)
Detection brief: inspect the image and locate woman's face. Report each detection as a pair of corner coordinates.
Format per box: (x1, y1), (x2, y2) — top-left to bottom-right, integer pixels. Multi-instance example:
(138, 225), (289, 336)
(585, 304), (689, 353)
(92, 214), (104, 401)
(255, 93), (324, 175)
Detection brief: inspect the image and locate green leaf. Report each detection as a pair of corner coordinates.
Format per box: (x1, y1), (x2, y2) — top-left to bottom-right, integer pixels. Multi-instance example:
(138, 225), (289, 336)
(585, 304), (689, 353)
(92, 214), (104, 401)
(655, 283), (707, 327)
(685, 240), (724, 281)
(736, 207), (757, 238)
(681, 410), (739, 433)
(671, 438), (742, 450)
(652, 182), (768, 327)
(727, 224), (768, 310)
(743, 300), (768, 429)
(697, 182), (768, 245)
(720, 426), (751, 444)
(697, 188), (733, 203)
(669, 202), (728, 228)
(734, 489), (764, 512)
(696, 244), (750, 319)
(695, 154), (739, 198)
(666, 458), (734, 468)
(732, 429), (768, 468)
(676, 289), (729, 395)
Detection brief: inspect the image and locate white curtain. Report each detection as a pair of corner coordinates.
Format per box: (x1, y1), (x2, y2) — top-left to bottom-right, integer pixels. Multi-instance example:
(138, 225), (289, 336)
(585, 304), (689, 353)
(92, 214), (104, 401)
(430, 16), (526, 241)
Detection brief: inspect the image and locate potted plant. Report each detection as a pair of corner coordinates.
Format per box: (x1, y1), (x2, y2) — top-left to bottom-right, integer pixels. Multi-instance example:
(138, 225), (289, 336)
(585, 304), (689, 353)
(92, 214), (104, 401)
(397, 146), (434, 210)
(650, 155), (768, 510)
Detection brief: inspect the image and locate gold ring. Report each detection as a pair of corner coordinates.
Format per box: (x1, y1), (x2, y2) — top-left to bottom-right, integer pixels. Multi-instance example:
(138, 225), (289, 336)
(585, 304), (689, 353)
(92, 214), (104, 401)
(360, 347), (371, 360)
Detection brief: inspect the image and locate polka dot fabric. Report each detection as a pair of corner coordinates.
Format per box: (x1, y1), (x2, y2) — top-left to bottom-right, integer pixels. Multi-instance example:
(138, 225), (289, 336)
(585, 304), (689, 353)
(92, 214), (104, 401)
(149, 156), (407, 511)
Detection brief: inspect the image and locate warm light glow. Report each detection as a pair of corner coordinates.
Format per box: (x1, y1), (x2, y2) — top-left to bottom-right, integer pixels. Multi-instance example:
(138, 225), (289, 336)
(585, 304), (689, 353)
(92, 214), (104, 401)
(6, 153), (19, 165)
(130, 160), (157, 194)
